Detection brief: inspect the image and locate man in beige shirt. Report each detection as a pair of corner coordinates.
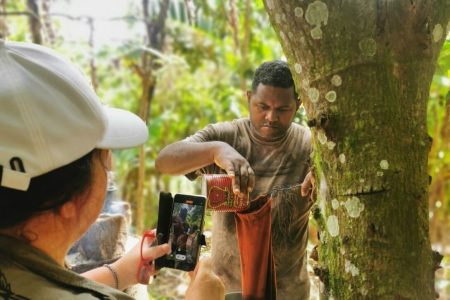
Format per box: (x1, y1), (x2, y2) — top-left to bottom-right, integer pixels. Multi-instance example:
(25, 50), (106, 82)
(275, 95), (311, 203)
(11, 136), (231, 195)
(156, 60), (313, 299)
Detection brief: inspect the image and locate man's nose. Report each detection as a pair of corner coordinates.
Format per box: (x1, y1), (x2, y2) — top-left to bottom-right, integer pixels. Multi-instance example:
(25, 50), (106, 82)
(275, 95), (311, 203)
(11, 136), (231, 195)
(265, 110), (278, 122)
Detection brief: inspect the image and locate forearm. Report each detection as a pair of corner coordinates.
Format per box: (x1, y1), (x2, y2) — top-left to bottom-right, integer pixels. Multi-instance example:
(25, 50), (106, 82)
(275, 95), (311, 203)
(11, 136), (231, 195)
(156, 141), (227, 175)
(82, 262), (129, 291)
(81, 234), (170, 291)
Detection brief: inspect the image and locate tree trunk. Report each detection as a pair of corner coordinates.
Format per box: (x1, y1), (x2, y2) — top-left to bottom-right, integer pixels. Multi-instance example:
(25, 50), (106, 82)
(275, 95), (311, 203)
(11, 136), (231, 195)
(239, 0), (252, 91)
(87, 17), (98, 92)
(134, 0), (170, 234)
(41, 0), (55, 45)
(264, 1), (450, 299)
(26, 0), (42, 44)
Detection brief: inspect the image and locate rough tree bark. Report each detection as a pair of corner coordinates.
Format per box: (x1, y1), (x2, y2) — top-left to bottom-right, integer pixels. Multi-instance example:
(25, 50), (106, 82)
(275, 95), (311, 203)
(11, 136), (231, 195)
(264, 1), (450, 299)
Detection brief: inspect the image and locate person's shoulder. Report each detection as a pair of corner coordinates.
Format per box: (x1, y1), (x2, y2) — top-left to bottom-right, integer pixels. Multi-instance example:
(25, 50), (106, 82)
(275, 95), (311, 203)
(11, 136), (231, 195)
(0, 265), (99, 300)
(213, 118), (247, 127)
(231, 117), (250, 125)
(230, 117), (251, 130)
(207, 118), (247, 132)
(290, 123), (311, 138)
(185, 118), (248, 143)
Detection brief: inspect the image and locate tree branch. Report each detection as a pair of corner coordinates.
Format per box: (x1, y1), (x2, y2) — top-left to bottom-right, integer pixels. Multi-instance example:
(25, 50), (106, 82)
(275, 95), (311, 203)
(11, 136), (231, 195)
(0, 11), (32, 17)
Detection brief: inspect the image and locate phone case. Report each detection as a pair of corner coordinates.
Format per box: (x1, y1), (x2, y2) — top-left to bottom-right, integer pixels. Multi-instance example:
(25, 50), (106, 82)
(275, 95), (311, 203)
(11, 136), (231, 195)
(155, 192), (207, 272)
(203, 174), (250, 212)
(155, 192), (174, 271)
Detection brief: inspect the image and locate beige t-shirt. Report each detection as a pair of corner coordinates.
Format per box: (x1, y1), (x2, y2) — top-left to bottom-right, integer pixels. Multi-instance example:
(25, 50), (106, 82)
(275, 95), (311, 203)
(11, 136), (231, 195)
(186, 118), (313, 298)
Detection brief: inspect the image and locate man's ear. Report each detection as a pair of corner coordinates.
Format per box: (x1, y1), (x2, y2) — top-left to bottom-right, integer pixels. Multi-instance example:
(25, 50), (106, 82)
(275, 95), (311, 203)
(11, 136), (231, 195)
(246, 90), (252, 103)
(296, 98), (301, 110)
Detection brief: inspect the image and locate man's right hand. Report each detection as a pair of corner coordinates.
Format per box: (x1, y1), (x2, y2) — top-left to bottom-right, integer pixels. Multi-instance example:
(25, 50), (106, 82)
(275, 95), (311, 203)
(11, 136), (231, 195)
(156, 140), (255, 195)
(212, 143), (255, 195)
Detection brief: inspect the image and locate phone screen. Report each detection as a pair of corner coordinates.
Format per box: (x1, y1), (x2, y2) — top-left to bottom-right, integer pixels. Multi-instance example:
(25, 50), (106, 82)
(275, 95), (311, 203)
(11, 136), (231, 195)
(165, 194), (205, 270)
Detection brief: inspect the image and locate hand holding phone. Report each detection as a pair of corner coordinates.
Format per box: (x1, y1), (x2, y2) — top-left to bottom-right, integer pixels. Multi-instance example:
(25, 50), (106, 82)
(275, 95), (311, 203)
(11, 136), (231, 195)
(137, 230), (157, 284)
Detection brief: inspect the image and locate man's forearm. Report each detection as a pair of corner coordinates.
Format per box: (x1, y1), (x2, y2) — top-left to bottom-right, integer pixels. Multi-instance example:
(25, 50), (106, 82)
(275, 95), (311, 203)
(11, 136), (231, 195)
(155, 141), (225, 175)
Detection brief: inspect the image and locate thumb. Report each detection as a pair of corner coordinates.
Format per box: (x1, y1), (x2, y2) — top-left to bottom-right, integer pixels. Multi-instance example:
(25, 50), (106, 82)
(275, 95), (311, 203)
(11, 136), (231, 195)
(189, 256), (212, 280)
(141, 243), (171, 261)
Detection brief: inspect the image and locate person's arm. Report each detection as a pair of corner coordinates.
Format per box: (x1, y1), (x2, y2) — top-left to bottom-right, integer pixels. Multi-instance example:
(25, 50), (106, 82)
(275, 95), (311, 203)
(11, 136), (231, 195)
(82, 230), (170, 290)
(155, 140), (226, 175)
(156, 140), (255, 194)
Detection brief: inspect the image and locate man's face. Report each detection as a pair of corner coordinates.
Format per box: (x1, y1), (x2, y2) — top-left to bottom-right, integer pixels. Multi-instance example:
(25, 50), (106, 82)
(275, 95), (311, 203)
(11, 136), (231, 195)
(247, 83), (299, 140)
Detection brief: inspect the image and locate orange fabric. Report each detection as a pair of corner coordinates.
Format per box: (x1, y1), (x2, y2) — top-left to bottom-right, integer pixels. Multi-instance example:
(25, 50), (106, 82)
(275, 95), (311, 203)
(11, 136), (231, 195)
(235, 197), (277, 300)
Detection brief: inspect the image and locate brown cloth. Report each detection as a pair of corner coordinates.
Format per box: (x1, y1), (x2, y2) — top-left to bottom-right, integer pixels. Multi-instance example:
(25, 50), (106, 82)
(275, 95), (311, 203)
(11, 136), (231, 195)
(235, 196), (277, 300)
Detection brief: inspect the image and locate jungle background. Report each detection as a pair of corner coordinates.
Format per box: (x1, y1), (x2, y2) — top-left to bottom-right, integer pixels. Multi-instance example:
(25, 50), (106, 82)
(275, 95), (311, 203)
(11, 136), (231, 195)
(1, 0), (449, 299)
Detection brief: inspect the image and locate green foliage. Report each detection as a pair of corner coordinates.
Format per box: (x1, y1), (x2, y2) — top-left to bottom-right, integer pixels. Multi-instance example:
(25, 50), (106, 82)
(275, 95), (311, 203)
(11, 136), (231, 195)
(2, 1), (28, 40)
(428, 38), (450, 220)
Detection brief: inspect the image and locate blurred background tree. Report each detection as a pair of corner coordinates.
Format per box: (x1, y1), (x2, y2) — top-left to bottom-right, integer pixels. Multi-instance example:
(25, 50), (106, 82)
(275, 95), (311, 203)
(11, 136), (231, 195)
(1, 0), (449, 298)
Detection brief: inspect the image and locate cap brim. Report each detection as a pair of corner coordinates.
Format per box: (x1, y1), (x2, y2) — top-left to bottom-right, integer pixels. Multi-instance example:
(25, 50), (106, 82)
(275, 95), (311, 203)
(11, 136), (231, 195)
(96, 107), (148, 149)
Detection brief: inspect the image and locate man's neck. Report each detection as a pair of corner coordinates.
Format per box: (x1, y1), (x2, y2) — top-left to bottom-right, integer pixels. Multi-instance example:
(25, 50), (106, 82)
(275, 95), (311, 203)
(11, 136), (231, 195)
(248, 121), (291, 144)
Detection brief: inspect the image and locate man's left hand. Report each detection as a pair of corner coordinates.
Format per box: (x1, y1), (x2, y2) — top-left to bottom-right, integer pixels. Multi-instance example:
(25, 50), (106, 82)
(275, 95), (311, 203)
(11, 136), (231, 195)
(300, 171), (315, 198)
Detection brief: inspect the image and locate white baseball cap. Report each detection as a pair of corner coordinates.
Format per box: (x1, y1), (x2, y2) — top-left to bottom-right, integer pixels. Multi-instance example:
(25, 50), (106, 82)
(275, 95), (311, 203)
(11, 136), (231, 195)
(0, 39), (149, 191)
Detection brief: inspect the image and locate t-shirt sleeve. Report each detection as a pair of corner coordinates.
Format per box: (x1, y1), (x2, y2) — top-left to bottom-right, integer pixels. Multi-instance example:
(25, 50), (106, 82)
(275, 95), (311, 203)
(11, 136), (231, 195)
(183, 122), (235, 180)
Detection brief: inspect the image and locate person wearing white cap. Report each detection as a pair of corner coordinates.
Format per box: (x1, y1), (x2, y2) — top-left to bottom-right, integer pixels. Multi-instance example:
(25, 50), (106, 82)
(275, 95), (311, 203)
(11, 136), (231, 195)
(0, 40), (224, 300)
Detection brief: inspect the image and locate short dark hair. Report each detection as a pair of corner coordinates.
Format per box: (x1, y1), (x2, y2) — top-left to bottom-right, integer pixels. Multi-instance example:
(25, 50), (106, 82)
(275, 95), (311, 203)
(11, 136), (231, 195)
(251, 60), (296, 97)
(0, 149), (100, 229)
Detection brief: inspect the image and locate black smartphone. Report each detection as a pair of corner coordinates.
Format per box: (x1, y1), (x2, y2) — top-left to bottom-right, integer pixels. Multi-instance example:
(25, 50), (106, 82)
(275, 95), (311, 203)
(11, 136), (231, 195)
(155, 193), (206, 271)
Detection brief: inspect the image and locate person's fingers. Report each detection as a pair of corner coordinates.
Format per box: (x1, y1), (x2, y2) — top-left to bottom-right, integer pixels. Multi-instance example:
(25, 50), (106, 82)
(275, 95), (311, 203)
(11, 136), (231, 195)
(188, 270), (195, 281)
(300, 183), (309, 197)
(136, 261), (156, 284)
(143, 233), (156, 247)
(247, 166), (255, 193)
(239, 165), (248, 193)
(231, 164), (241, 194)
(188, 264), (200, 281)
(192, 257), (214, 282)
(226, 165), (237, 192)
(188, 255), (205, 280)
(141, 243), (171, 261)
(197, 256), (213, 272)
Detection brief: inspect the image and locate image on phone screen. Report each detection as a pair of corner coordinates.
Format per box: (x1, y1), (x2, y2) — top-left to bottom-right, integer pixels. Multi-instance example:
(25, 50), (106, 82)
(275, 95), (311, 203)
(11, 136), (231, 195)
(166, 195), (205, 269)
